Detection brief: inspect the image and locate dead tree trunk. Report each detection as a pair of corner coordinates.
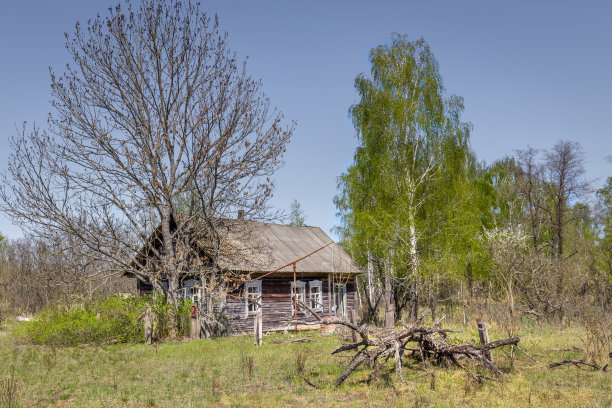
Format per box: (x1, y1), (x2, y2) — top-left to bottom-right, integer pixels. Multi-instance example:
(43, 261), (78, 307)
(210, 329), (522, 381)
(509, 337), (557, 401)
(476, 319), (493, 363)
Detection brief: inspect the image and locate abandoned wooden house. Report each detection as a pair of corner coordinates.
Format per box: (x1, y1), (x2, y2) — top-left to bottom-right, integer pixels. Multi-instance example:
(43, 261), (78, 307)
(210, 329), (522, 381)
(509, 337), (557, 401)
(128, 217), (363, 334)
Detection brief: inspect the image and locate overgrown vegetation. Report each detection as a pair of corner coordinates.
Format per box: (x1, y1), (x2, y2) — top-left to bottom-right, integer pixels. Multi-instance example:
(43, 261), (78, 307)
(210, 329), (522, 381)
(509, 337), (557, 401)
(335, 35), (612, 337)
(0, 316), (610, 407)
(0, 4), (609, 405)
(11, 295), (194, 346)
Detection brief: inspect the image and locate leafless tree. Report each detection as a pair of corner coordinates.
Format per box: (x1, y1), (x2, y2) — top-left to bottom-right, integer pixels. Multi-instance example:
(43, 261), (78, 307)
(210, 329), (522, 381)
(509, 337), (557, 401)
(1, 0), (292, 331)
(542, 140), (588, 258)
(516, 147), (545, 252)
(0, 234), (129, 314)
(516, 141), (588, 258)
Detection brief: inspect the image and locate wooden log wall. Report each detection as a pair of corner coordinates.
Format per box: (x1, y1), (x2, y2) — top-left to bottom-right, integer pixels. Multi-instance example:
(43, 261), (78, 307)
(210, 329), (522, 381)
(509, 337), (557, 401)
(225, 274), (356, 334)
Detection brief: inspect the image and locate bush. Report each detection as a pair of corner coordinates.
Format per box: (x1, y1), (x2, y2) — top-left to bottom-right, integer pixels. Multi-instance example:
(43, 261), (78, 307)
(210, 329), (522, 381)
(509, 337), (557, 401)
(12, 295), (192, 346)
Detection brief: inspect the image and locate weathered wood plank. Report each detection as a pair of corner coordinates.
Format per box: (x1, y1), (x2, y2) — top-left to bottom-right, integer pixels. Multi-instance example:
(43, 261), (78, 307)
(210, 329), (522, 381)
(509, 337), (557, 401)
(225, 273), (356, 333)
(144, 307), (152, 344)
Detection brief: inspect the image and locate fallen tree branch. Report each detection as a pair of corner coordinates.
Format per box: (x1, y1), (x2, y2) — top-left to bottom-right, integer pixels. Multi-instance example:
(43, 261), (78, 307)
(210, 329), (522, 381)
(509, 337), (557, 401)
(548, 359), (606, 371)
(300, 372), (321, 389)
(515, 345), (537, 363)
(550, 347), (583, 352)
(331, 340), (366, 354)
(296, 301), (520, 386)
(415, 308), (431, 325)
(271, 337), (314, 344)
(434, 314), (446, 327)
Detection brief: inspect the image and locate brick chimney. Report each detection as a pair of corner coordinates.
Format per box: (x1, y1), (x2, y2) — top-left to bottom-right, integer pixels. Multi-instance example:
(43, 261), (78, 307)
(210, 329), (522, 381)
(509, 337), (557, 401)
(237, 209), (245, 220)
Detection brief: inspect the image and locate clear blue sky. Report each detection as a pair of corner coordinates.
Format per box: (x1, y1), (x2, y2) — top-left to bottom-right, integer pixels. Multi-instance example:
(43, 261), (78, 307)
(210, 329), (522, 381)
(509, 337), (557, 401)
(1, 0), (611, 240)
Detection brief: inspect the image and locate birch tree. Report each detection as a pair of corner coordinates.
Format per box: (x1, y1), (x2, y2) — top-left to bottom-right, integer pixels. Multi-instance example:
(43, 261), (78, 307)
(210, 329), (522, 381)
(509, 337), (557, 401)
(336, 35), (471, 321)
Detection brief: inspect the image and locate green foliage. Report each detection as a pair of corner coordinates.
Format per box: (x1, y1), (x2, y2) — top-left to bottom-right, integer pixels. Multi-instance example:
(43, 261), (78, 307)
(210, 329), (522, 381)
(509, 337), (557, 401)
(335, 35), (609, 324)
(336, 34), (478, 287)
(596, 177), (612, 279)
(147, 294), (194, 339)
(11, 295), (193, 346)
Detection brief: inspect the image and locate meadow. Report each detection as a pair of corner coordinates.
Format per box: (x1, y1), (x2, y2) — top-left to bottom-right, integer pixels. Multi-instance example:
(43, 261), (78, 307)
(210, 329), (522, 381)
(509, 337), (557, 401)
(1, 318), (610, 407)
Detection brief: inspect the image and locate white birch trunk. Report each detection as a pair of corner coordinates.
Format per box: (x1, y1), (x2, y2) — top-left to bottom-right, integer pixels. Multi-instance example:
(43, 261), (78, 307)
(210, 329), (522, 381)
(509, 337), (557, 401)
(367, 249), (375, 304)
(406, 179), (420, 318)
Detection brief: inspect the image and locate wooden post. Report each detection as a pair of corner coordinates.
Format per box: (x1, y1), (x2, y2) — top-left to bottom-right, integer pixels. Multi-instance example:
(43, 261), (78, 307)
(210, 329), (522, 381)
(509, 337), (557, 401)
(476, 318), (493, 363)
(350, 308), (359, 343)
(327, 274), (332, 317)
(144, 307), (152, 345)
(254, 310), (263, 346)
(190, 304), (200, 340)
(258, 309), (263, 345)
(293, 263), (298, 333)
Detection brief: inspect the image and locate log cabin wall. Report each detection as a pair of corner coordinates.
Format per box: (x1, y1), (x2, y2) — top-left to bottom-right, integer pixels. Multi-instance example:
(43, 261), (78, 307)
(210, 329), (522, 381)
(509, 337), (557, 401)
(136, 279), (154, 297)
(224, 273), (356, 334)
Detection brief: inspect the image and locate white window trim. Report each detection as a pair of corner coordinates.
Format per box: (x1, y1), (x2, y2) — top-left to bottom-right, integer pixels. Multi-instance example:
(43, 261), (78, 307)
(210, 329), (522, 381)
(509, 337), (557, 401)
(179, 286), (202, 304)
(244, 280), (262, 317)
(290, 280), (306, 315)
(309, 280), (323, 312)
(335, 283), (347, 317)
(179, 279), (202, 304)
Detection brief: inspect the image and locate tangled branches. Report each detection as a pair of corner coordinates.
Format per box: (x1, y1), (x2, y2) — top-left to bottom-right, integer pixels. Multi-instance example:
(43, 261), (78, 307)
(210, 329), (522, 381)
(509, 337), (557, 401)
(297, 301), (520, 386)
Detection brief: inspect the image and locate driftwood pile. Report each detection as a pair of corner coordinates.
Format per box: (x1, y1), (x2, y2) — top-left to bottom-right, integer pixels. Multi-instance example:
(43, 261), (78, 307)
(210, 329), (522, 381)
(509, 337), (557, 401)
(297, 301), (520, 387)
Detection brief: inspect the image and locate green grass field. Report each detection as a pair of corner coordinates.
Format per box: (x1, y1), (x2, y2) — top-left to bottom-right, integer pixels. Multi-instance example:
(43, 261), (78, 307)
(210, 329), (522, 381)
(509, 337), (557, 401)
(0, 320), (610, 407)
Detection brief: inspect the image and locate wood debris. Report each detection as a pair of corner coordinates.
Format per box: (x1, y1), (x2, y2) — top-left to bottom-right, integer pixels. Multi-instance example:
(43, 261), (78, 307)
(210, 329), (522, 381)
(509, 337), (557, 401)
(297, 301), (520, 387)
(548, 359), (608, 371)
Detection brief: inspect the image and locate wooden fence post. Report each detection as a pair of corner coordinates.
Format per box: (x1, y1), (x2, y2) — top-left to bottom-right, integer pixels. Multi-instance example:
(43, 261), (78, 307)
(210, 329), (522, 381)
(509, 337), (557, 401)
(144, 307), (152, 345)
(476, 318), (493, 363)
(350, 308), (359, 343)
(190, 304), (201, 340)
(254, 310), (263, 346)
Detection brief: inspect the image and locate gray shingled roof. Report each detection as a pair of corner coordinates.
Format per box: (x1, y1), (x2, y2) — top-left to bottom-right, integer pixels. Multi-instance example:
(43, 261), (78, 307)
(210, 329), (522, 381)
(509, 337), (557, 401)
(211, 220), (363, 274)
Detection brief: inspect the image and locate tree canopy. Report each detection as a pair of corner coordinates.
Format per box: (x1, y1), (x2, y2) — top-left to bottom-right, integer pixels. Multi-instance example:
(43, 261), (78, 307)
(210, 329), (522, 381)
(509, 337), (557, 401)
(336, 35), (474, 319)
(0, 0), (293, 331)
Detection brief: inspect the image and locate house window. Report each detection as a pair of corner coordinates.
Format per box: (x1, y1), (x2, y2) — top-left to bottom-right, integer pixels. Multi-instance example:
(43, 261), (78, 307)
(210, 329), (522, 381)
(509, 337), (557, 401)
(179, 279), (201, 304)
(290, 280), (306, 314)
(309, 280), (323, 312)
(245, 280), (262, 314)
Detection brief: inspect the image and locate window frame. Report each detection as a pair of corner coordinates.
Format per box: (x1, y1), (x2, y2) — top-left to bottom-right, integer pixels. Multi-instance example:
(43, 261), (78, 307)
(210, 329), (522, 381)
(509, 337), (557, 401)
(244, 280), (262, 316)
(179, 278), (202, 304)
(309, 280), (323, 312)
(290, 280), (306, 315)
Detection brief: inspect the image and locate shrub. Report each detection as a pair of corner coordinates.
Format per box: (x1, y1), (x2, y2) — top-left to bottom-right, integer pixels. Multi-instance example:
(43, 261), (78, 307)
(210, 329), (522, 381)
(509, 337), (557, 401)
(580, 308), (612, 366)
(12, 295), (192, 346)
